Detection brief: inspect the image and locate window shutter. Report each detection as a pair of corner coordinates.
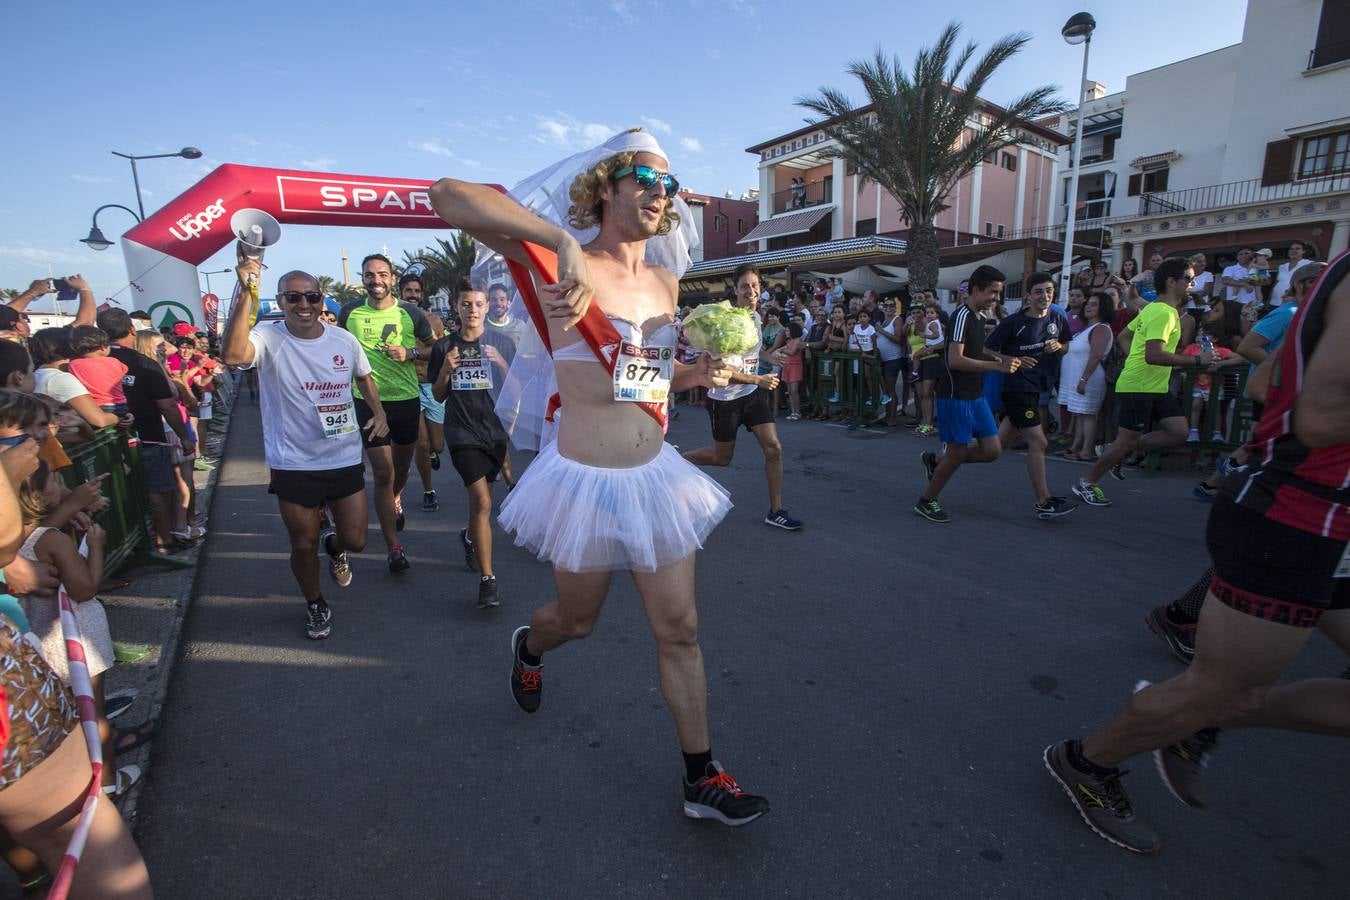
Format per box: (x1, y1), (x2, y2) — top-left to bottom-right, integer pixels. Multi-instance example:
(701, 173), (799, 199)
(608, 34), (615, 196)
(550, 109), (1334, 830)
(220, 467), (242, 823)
(1261, 139), (1296, 187)
(1154, 168), (1169, 191)
(1127, 174), (1142, 196)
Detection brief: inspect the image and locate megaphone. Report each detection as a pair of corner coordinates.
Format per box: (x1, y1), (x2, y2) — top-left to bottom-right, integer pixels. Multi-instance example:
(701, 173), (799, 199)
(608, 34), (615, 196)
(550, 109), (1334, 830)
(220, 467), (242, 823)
(230, 208), (281, 262)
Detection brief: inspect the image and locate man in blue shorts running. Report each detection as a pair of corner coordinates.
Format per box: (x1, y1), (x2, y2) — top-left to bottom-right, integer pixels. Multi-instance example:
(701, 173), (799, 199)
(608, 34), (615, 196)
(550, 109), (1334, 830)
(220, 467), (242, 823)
(914, 265), (1023, 524)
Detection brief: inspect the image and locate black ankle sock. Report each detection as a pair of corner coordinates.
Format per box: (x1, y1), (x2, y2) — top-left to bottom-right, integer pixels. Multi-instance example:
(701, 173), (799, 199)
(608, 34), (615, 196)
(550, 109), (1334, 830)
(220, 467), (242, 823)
(481, 575), (495, 583)
(683, 750), (713, 784)
(518, 635), (541, 667)
(309, 595), (325, 609)
(1068, 739), (1115, 777)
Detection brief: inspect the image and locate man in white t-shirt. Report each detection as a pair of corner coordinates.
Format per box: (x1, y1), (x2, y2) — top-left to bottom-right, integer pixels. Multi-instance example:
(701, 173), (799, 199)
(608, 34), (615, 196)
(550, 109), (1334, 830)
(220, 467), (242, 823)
(1221, 246), (1260, 304)
(222, 262), (390, 640)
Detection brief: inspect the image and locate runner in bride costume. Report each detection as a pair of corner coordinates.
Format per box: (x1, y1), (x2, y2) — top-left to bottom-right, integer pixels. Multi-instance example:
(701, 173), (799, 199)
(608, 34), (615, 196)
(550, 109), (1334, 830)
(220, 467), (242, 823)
(430, 129), (770, 826)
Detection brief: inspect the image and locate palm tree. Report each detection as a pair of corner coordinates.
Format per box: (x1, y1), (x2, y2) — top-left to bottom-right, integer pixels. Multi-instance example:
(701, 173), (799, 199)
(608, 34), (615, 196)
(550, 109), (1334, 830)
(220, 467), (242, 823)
(797, 23), (1067, 291)
(0, 288), (19, 302)
(326, 279), (366, 305)
(315, 275), (337, 298)
(402, 231), (476, 299)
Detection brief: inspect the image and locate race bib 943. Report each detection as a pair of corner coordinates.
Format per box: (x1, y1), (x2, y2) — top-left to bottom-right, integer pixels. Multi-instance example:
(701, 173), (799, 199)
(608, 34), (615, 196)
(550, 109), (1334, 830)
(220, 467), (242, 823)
(317, 400), (356, 439)
(613, 341), (673, 403)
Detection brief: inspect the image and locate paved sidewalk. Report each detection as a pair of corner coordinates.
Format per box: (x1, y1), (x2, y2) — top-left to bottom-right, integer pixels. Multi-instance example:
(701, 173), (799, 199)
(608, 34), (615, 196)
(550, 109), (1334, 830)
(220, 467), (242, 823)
(129, 403), (1350, 898)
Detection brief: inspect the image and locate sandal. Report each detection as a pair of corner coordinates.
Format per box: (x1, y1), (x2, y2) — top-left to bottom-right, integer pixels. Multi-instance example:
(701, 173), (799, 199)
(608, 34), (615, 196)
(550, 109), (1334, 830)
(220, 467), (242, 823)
(102, 764), (142, 797)
(113, 719), (162, 755)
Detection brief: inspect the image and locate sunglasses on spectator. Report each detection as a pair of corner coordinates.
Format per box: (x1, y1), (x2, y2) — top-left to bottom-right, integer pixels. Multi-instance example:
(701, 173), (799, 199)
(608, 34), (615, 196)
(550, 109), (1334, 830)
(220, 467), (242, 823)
(280, 291), (324, 305)
(610, 165), (679, 196)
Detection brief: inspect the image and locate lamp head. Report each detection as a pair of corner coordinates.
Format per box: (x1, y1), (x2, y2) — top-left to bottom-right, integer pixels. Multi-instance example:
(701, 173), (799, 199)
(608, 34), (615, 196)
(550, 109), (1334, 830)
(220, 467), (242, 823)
(80, 225), (113, 251)
(179, 147), (203, 159)
(1062, 12), (1096, 44)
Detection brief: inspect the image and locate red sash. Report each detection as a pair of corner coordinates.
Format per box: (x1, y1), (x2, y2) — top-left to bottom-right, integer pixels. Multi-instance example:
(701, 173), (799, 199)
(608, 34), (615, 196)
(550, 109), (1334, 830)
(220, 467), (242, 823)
(488, 186), (667, 431)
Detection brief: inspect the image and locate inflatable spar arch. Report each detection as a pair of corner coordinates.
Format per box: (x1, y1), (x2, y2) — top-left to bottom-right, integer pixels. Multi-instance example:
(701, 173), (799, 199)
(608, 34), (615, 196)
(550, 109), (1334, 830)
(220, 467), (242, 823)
(118, 164), (448, 330)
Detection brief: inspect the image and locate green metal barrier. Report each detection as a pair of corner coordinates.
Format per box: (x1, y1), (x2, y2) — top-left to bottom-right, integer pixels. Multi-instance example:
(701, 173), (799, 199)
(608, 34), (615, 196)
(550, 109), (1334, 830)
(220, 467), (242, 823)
(810, 351), (883, 424)
(1141, 367), (1253, 476)
(58, 428), (188, 573)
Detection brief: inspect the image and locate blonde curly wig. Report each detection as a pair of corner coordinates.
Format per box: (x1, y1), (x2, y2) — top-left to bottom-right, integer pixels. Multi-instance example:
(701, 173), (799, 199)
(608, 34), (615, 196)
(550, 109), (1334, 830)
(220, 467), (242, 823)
(567, 145), (681, 236)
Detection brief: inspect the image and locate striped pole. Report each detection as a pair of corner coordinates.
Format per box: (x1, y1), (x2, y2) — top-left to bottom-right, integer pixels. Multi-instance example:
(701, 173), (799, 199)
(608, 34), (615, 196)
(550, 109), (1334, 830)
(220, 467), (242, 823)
(49, 540), (103, 900)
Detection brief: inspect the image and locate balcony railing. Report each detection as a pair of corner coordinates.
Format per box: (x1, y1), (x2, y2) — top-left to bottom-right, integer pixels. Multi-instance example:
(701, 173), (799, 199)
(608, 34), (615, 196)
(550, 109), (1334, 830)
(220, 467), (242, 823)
(1135, 172), (1350, 217)
(1309, 38), (1350, 70)
(772, 179), (832, 215)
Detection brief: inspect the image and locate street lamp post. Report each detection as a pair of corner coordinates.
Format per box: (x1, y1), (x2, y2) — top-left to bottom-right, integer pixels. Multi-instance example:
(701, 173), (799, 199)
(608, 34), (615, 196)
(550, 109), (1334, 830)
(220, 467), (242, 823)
(110, 147), (203, 220)
(80, 204), (143, 251)
(1059, 12), (1096, 298)
(200, 267), (232, 297)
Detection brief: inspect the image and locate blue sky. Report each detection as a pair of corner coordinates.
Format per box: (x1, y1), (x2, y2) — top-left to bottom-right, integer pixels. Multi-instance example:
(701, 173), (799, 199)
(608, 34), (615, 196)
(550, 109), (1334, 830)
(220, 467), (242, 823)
(2, 0), (1247, 307)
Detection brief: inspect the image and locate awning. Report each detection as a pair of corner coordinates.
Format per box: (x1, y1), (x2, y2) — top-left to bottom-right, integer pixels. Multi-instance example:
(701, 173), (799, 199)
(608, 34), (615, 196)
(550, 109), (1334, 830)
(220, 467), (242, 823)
(1130, 150), (1181, 170)
(737, 205), (833, 244)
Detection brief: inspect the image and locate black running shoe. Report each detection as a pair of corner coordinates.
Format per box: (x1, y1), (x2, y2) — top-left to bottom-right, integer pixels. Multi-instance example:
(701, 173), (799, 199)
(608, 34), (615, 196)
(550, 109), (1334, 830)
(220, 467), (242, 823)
(683, 762), (770, 827)
(395, 496), (405, 532)
(920, 450), (938, 481)
(422, 490), (438, 512)
(1137, 679), (1220, 809)
(913, 497), (950, 524)
(460, 528), (479, 572)
(477, 575), (500, 609)
(306, 601), (332, 640)
(1035, 496), (1078, 519)
(1109, 462), (1126, 481)
(764, 509), (803, 530)
(509, 625), (541, 713)
(1043, 740), (1160, 854)
(430, 450), (441, 471)
(387, 546), (410, 574)
(1145, 606), (1196, 664)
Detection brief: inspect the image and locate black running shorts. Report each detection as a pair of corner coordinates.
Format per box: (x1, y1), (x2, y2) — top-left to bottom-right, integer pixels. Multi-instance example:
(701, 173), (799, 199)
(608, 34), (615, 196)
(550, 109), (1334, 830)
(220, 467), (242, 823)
(1205, 496), (1349, 628)
(270, 464), (365, 509)
(450, 441), (508, 487)
(1116, 391), (1184, 433)
(1001, 392), (1043, 429)
(356, 397), (421, 448)
(708, 390), (775, 443)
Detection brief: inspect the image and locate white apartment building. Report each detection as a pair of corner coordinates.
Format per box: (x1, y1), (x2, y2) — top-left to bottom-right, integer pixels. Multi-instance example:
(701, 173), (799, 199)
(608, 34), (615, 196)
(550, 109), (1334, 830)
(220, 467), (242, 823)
(1053, 0), (1350, 271)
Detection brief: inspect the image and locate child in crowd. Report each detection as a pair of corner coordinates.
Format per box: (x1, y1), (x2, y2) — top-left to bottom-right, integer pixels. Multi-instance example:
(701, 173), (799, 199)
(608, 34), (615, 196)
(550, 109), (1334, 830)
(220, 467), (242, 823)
(849, 309), (879, 419)
(65, 324), (128, 417)
(781, 320), (804, 420)
(1182, 322), (1243, 443)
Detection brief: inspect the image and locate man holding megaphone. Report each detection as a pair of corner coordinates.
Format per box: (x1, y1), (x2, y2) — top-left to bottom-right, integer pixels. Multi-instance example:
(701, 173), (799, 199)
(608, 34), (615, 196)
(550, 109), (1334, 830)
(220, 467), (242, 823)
(223, 260), (389, 640)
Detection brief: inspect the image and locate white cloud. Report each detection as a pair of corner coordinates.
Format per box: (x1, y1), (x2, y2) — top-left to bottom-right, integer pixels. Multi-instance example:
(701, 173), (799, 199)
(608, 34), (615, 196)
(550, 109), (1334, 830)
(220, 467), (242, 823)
(411, 140), (454, 157)
(608, 0), (634, 23)
(641, 117), (672, 135)
(679, 137), (705, 153)
(71, 174), (114, 184)
(533, 113), (619, 149)
(299, 157), (338, 170)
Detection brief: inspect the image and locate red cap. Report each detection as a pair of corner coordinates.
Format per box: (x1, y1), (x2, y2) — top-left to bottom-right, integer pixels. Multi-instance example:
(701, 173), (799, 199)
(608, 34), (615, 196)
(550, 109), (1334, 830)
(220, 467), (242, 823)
(173, 322), (197, 337)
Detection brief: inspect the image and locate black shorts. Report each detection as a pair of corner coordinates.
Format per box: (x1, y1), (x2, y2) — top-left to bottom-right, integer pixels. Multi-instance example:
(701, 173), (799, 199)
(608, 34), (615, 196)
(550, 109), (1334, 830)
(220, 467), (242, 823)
(708, 390), (775, 443)
(270, 464), (365, 509)
(356, 397), (421, 448)
(1206, 496), (1349, 627)
(919, 356), (943, 382)
(450, 441), (507, 487)
(1001, 392), (1043, 429)
(881, 358), (906, 379)
(1116, 391), (1184, 432)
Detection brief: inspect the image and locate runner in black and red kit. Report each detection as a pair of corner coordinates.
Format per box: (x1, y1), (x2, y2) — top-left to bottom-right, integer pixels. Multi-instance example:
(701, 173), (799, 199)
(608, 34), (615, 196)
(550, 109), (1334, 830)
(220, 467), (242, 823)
(1044, 249), (1350, 854)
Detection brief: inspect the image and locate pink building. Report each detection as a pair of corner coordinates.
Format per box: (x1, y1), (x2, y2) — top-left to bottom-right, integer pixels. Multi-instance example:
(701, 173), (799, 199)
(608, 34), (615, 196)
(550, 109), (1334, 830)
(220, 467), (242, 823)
(743, 103), (1069, 252)
(677, 190), (759, 262)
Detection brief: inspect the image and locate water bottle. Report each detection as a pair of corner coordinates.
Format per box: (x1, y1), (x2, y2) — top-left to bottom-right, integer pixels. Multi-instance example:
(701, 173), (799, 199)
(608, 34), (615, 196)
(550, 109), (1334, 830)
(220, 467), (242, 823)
(199, 390), (213, 419)
(1199, 334), (1213, 355)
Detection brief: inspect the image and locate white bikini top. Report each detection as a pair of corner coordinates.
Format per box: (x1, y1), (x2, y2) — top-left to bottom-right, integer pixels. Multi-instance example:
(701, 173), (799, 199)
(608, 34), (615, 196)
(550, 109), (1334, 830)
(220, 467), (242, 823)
(551, 315), (678, 363)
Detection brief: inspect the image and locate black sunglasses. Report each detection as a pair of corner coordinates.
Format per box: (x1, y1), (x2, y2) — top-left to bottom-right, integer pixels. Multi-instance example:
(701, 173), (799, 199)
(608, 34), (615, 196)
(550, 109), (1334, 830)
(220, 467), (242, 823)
(610, 165), (679, 196)
(280, 291), (324, 305)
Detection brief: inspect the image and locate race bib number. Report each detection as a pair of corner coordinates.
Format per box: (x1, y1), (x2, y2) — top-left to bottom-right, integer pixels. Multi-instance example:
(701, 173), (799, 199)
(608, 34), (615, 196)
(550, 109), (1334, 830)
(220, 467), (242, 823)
(317, 400), (356, 439)
(1335, 541), (1350, 579)
(450, 351), (493, 391)
(741, 353), (759, 376)
(613, 341), (673, 403)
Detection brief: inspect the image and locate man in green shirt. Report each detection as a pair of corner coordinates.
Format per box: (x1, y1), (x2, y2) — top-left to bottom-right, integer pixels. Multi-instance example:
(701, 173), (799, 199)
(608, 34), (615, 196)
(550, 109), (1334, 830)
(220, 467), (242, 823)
(338, 253), (435, 572)
(1073, 257), (1214, 507)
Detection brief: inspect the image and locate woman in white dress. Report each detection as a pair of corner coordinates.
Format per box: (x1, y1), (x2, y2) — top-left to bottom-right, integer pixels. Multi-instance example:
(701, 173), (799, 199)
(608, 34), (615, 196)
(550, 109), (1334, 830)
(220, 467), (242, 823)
(1268, 239), (1313, 307)
(1059, 291), (1116, 461)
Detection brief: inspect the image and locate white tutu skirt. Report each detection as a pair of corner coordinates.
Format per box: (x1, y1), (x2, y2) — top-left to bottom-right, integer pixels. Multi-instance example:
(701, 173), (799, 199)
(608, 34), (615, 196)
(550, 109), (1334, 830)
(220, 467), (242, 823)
(498, 442), (732, 573)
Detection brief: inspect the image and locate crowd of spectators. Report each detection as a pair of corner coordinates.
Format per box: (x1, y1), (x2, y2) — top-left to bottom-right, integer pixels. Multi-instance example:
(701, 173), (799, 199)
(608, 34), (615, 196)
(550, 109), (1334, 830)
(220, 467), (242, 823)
(0, 274), (227, 895)
(674, 240), (1323, 475)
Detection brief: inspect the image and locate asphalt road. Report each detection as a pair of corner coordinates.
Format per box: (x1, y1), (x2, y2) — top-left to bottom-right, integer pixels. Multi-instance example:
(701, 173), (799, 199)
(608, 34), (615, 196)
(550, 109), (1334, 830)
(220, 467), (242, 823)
(135, 401), (1349, 899)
